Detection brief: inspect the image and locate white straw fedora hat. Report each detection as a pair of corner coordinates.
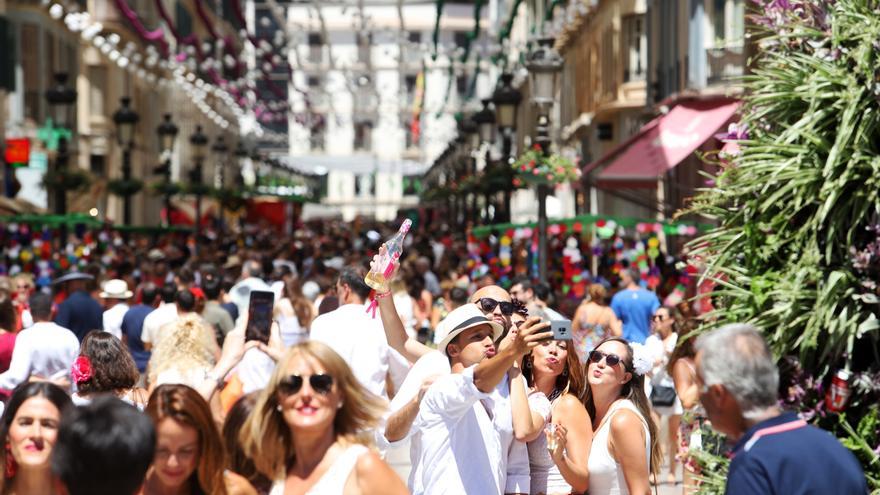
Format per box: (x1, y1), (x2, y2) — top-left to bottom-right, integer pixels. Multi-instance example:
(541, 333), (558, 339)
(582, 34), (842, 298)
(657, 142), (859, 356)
(435, 303), (504, 356)
(99, 279), (133, 299)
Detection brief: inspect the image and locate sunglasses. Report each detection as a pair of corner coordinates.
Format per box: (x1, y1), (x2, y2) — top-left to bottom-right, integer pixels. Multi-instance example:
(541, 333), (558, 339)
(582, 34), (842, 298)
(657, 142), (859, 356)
(478, 298), (514, 316)
(277, 374), (334, 396)
(588, 350), (626, 368)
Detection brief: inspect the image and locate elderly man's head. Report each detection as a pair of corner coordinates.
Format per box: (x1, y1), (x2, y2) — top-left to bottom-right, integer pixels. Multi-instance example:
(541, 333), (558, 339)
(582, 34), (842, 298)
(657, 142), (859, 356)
(695, 324), (779, 440)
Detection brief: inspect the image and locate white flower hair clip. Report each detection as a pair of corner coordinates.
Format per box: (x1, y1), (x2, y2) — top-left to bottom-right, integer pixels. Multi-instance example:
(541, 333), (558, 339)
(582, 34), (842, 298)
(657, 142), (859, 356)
(629, 343), (653, 376)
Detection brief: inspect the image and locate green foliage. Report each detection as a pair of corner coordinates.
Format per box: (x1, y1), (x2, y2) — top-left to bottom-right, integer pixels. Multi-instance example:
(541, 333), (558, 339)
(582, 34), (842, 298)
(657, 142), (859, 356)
(41, 168), (92, 192)
(685, 1), (880, 491)
(106, 178), (144, 197)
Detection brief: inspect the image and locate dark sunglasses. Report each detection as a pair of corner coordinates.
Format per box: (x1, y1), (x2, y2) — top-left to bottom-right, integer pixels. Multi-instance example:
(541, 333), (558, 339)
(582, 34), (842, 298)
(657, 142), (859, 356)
(588, 350), (626, 368)
(277, 374), (334, 396)
(478, 297), (514, 316)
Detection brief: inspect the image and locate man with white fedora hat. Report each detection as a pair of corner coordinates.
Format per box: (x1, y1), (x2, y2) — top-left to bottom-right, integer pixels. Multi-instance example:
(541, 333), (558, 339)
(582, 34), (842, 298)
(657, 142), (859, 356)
(407, 303), (552, 495)
(100, 279), (133, 340)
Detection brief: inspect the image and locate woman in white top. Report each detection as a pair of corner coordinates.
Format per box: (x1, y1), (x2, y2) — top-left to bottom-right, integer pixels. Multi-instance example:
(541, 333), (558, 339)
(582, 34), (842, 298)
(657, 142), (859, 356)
(515, 306), (591, 495)
(584, 337), (661, 495)
(645, 306), (683, 485)
(241, 341), (407, 495)
(275, 277), (315, 347)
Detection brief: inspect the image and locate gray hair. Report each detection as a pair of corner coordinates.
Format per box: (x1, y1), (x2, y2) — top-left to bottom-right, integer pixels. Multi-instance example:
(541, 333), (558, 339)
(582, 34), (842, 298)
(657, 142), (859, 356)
(695, 324), (779, 419)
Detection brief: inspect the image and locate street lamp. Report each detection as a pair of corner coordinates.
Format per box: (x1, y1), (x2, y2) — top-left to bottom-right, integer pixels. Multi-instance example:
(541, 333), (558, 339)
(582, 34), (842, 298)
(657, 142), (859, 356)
(492, 73), (522, 223)
(112, 96), (139, 225)
(473, 99), (496, 145)
(44, 72), (77, 217)
(189, 125), (208, 242)
(155, 114), (178, 227)
(525, 37), (563, 283)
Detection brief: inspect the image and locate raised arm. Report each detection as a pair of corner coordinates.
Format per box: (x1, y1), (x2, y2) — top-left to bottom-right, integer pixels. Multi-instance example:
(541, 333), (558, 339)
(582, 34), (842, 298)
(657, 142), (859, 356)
(474, 317), (551, 393)
(509, 367), (547, 442)
(377, 291), (432, 363)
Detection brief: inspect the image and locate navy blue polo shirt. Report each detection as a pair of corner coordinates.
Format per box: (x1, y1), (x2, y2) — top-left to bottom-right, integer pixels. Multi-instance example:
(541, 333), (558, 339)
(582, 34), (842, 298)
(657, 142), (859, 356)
(726, 411), (867, 495)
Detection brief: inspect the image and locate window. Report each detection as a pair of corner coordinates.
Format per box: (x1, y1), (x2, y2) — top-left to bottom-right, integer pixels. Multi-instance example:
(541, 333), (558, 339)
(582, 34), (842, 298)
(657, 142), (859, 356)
(309, 114), (325, 151)
(308, 32), (323, 64)
(453, 31), (468, 48)
(712, 0), (745, 46)
(354, 122), (372, 151)
(456, 75), (468, 97)
(21, 23), (40, 122)
(405, 74), (417, 103)
(88, 65), (107, 118)
(622, 15), (646, 82)
(307, 75), (322, 89)
(356, 32), (371, 64)
(408, 31), (421, 44)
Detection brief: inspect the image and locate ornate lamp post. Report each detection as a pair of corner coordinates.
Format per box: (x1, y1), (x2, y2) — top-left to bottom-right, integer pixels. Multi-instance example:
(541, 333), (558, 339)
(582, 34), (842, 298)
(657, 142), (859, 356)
(155, 114), (178, 227)
(112, 97), (139, 225)
(457, 115), (479, 223)
(492, 73), (522, 223)
(44, 73), (77, 217)
(189, 125), (208, 241)
(525, 37), (563, 283)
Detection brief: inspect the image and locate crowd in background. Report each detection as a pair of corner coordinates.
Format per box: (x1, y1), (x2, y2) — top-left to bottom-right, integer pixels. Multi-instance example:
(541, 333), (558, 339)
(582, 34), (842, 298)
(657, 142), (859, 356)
(0, 217), (867, 495)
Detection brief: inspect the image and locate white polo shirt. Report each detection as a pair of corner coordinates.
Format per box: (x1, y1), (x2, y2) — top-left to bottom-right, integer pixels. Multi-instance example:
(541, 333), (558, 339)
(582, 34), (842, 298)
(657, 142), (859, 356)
(0, 322), (79, 391)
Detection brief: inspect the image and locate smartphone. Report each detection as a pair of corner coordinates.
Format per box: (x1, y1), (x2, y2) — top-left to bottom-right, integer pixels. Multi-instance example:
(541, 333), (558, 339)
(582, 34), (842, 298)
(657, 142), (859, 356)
(245, 290), (275, 344)
(550, 319), (572, 340)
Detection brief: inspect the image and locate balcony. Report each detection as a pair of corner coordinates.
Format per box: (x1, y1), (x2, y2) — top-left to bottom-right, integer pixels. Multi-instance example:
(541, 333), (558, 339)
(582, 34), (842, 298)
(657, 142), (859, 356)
(706, 44), (745, 85)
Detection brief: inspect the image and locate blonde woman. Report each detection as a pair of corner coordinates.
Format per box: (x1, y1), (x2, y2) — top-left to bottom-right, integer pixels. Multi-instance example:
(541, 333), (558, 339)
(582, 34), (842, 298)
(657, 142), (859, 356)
(241, 341), (407, 494)
(147, 315), (219, 391)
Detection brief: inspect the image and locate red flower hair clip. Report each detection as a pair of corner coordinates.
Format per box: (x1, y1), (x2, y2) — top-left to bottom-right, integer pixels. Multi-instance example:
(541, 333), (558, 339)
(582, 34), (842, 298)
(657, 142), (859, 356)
(71, 356), (93, 384)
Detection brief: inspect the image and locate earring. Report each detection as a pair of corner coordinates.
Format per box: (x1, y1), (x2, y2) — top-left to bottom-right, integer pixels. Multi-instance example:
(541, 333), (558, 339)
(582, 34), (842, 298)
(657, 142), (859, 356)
(5, 442), (17, 479)
(276, 404), (282, 412)
(337, 402), (343, 410)
(562, 368), (568, 378)
(523, 359), (532, 370)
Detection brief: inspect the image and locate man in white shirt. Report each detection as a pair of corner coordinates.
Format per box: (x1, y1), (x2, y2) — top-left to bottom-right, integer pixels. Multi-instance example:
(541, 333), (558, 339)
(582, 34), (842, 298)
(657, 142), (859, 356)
(100, 279), (133, 340)
(141, 284), (179, 351)
(407, 303), (551, 495)
(310, 265), (403, 399)
(0, 293), (79, 393)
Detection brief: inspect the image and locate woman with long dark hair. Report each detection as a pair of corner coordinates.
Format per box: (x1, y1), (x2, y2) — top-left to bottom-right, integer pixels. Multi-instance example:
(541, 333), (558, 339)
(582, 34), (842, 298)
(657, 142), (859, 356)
(71, 331), (148, 409)
(583, 337), (661, 495)
(0, 382), (72, 495)
(275, 277), (314, 347)
(516, 304), (592, 494)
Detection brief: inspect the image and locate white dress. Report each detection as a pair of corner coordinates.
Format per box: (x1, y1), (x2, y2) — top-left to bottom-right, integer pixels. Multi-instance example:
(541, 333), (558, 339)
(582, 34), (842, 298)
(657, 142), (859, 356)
(527, 394), (571, 495)
(269, 444), (368, 495)
(588, 400), (651, 495)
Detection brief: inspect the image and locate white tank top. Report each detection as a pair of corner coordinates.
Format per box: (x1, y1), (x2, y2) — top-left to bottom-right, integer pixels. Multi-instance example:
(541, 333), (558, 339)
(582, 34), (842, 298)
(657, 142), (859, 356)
(269, 444), (368, 495)
(587, 400), (650, 495)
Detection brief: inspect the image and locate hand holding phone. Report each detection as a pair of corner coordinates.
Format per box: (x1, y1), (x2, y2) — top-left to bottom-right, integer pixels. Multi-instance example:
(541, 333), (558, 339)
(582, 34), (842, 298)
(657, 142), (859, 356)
(245, 290), (275, 345)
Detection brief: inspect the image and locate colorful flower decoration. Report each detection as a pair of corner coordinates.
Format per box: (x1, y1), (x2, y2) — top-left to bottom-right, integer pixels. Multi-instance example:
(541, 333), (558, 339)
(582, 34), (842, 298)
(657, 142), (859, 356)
(511, 146), (581, 186)
(71, 356), (93, 384)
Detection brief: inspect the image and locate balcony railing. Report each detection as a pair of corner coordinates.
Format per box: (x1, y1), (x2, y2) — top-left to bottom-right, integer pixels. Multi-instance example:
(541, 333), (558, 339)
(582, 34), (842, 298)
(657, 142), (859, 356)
(706, 44), (745, 85)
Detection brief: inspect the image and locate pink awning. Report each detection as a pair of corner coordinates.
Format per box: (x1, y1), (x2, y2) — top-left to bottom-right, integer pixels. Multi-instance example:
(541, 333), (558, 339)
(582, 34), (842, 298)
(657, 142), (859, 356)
(588, 99), (741, 184)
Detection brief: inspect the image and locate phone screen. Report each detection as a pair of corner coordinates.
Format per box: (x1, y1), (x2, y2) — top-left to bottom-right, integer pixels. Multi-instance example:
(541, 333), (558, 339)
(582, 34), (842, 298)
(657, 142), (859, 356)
(245, 290), (275, 344)
(550, 319), (572, 340)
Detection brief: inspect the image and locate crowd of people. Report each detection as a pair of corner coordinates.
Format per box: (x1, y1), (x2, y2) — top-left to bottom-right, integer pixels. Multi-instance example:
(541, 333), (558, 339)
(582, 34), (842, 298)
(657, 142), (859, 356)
(0, 218), (869, 494)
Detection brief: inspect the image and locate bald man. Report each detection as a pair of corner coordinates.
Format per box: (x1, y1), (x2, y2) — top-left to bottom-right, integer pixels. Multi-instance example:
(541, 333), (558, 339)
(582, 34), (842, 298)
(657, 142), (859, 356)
(384, 285), (540, 494)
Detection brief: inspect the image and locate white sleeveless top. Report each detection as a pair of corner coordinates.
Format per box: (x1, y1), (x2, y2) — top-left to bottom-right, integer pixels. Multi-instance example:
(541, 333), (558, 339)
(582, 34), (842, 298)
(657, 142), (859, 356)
(587, 400), (651, 495)
(269, 444), (368, 495)
(527, 394), (572, 495)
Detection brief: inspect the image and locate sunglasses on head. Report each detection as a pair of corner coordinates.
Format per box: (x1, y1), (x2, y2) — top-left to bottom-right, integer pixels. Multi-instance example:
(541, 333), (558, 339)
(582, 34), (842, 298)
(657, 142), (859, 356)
(588, 350), (626, 368)
(478, 297), (514, 316)
(277, 374), (334, 396)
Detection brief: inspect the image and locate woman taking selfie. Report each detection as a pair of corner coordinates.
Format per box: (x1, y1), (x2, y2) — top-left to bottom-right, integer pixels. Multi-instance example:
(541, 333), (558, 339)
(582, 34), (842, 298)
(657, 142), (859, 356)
(517, 306), (592, 495)
(583, 338), (661, 495)
(0, 383), (72, 495)
(241, 341), (406, 494)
